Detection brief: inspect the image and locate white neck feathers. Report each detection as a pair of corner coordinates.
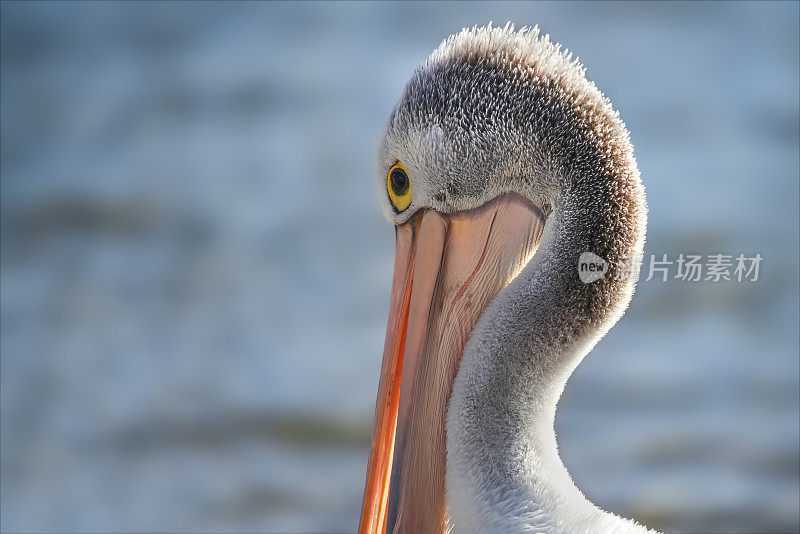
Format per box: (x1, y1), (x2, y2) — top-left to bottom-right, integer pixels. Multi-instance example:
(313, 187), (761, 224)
(445, 207), (653, 534)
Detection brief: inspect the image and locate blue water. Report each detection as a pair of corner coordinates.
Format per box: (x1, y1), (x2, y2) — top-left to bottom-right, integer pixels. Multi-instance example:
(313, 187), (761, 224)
(1, 2), (798, 532)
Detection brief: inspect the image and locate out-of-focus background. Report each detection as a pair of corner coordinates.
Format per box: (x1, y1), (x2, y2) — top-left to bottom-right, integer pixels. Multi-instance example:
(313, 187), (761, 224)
(1, 1), (798, 533)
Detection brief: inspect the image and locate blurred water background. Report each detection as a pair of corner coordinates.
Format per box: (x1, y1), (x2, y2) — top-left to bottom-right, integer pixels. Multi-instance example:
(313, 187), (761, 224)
(1, 2), (798, 533)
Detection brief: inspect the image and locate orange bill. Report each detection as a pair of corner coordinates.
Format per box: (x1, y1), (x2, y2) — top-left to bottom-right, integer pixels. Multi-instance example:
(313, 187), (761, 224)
(360, 195), (545, 534)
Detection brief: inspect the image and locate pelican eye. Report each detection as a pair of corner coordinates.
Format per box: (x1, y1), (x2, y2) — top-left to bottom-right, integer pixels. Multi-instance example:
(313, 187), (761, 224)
(390, 168), (409, 195)
(387, 161), (412, 212)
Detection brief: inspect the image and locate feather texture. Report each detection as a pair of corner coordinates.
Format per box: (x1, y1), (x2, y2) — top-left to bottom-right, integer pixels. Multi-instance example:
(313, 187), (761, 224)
(376, 23), (654, 533)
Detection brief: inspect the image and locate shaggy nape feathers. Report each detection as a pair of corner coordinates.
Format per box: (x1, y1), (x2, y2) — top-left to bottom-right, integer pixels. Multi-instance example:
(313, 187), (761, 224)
(376, 23), (653, 533)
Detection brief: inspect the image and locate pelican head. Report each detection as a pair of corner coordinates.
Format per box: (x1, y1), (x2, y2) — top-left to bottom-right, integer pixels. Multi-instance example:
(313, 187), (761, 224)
(361, 24), (650, 534)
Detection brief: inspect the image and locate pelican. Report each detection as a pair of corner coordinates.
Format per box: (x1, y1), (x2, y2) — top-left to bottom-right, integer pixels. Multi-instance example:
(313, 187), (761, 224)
(359, 24), (656, 534)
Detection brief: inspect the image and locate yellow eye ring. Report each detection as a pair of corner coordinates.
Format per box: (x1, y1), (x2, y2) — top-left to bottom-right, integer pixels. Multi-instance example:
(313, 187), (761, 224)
(387, 161), (412, 212)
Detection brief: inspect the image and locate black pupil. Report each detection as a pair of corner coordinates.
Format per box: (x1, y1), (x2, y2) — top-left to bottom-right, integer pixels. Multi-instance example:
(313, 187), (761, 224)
(390, 168), (409, 195)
